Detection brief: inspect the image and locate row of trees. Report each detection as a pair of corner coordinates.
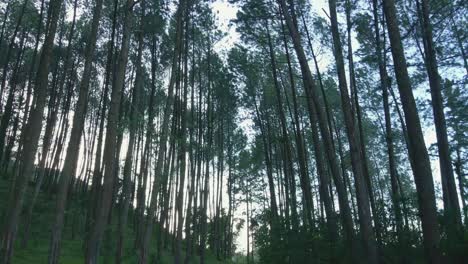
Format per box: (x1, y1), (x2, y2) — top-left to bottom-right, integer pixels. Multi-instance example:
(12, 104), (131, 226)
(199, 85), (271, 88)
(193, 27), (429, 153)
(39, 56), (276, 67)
(227, 0), (467, 263)
(0, 0), (247, 263)
(0, 0), (466, 263)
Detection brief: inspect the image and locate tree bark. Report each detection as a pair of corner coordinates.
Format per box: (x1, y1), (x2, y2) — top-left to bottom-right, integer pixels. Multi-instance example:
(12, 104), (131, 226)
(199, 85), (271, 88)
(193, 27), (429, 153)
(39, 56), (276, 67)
(175, 2), (189, 262)
(279, 16), (315, 231)
(116, 2), (145, 263)
(419, 0), (462, 231)
(139, 1), (183, 262)
(0, 0), (28, 103)
(277, 1), (356, 260)
(0, 0), (63, 262)
(23, 0), (78, 248)
(370, 0), (405, 250)
(265, 21), (307, 230)
(327, 1), (378, 262)
(382, 0), (441, 262)
(46, 0), (105, 261)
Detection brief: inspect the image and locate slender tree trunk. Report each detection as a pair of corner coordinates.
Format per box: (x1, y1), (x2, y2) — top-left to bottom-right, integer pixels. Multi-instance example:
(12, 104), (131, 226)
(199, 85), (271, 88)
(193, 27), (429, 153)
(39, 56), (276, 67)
(370, 0), (405, 251)
(49, 0), (103, 264)
(311, 107), (339, 248)
(136, 34), (158, 248)
(87, 0), (118, 235)
(279, 16), (315, 231)
(266, 21), (308, 230)
(84, 0), (133, 251)
(116, 3), (145, 263)
(200, 35), (213, 264)
(0, 0), (63, 262)
(278, 1), (357, 261)
(0, 28), (27, 168)
(345, 0), (384, 253)
(419, 0), (462, 232)
(382, 0), (441, 262)
(0, 1), (11, 51)
(175, 3), (189, 262)
(2, 109), (20, 174)
(184, 24), (197, 263)
(47, 0), (105, 262)
(0, 0), (28, 103)
(454, 149), (466, 220)
(23, 0), (78, 248)
(328, 1), (378, 262)
(139, 2), (183, 262)
(254, 101), (278, 220)
(16, 0), (46, 136)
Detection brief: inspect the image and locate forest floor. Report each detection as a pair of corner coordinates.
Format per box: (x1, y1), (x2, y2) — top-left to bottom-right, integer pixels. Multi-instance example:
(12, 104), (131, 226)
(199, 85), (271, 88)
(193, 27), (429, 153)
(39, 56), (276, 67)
(0, 174), (236, 264)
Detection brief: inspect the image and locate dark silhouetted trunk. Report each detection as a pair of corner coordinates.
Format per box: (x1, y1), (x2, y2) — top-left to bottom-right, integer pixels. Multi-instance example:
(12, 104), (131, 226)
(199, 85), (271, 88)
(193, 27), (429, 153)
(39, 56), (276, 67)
(277, 2), (356, 260)
(382, 0), (441, 262)
(328, 1), (378, 262)
(139, 1), (183, 262)
(115, 2), (145, 263)
(370, 0), (405, 250)
(418, 0), (462, 232)
(0, 0), (63, 262)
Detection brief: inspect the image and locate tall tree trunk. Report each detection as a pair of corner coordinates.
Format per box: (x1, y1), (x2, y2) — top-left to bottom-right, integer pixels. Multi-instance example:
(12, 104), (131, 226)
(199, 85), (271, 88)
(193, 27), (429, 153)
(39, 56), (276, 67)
(279, 16), (315, 231)
(184, 24), (198, 263)
(0, 28), (27, 169)
(136, 34), (158, 249)
(277, 1), (357, 261)
(419, 0), (462, 232)
(345, 0), (384, 253)
(84, 0), (134, 255)
(0, 0), (27, 103)
(139, 1), (183, 262)
(300, 16), (341, 247)
(23, 0), (78, 247)
(200, 35), (213, 264)
(254, 101), (278, 220)
(2, 109), (20, 174)
(21, 0), (46, 127)
(370, 0), (405, 251)
(116, 2), (145, 263)
(46, 60), (75, 191)
(0, 0), (63, 262)
(266, 21), (307, 230)
(0, 1), (11, 51)
(87, 0), (118, 235)
(328, 1), (378, 262)
(175, 3), (189, 262)
(382, 0), (441, 262)
(47, 0), (105, 262)
(454, 149), (466, 220)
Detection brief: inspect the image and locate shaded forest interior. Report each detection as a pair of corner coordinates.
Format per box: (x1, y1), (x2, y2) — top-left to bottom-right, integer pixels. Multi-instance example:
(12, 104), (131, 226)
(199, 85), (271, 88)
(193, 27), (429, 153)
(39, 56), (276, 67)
(0, 0), (467, 263)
